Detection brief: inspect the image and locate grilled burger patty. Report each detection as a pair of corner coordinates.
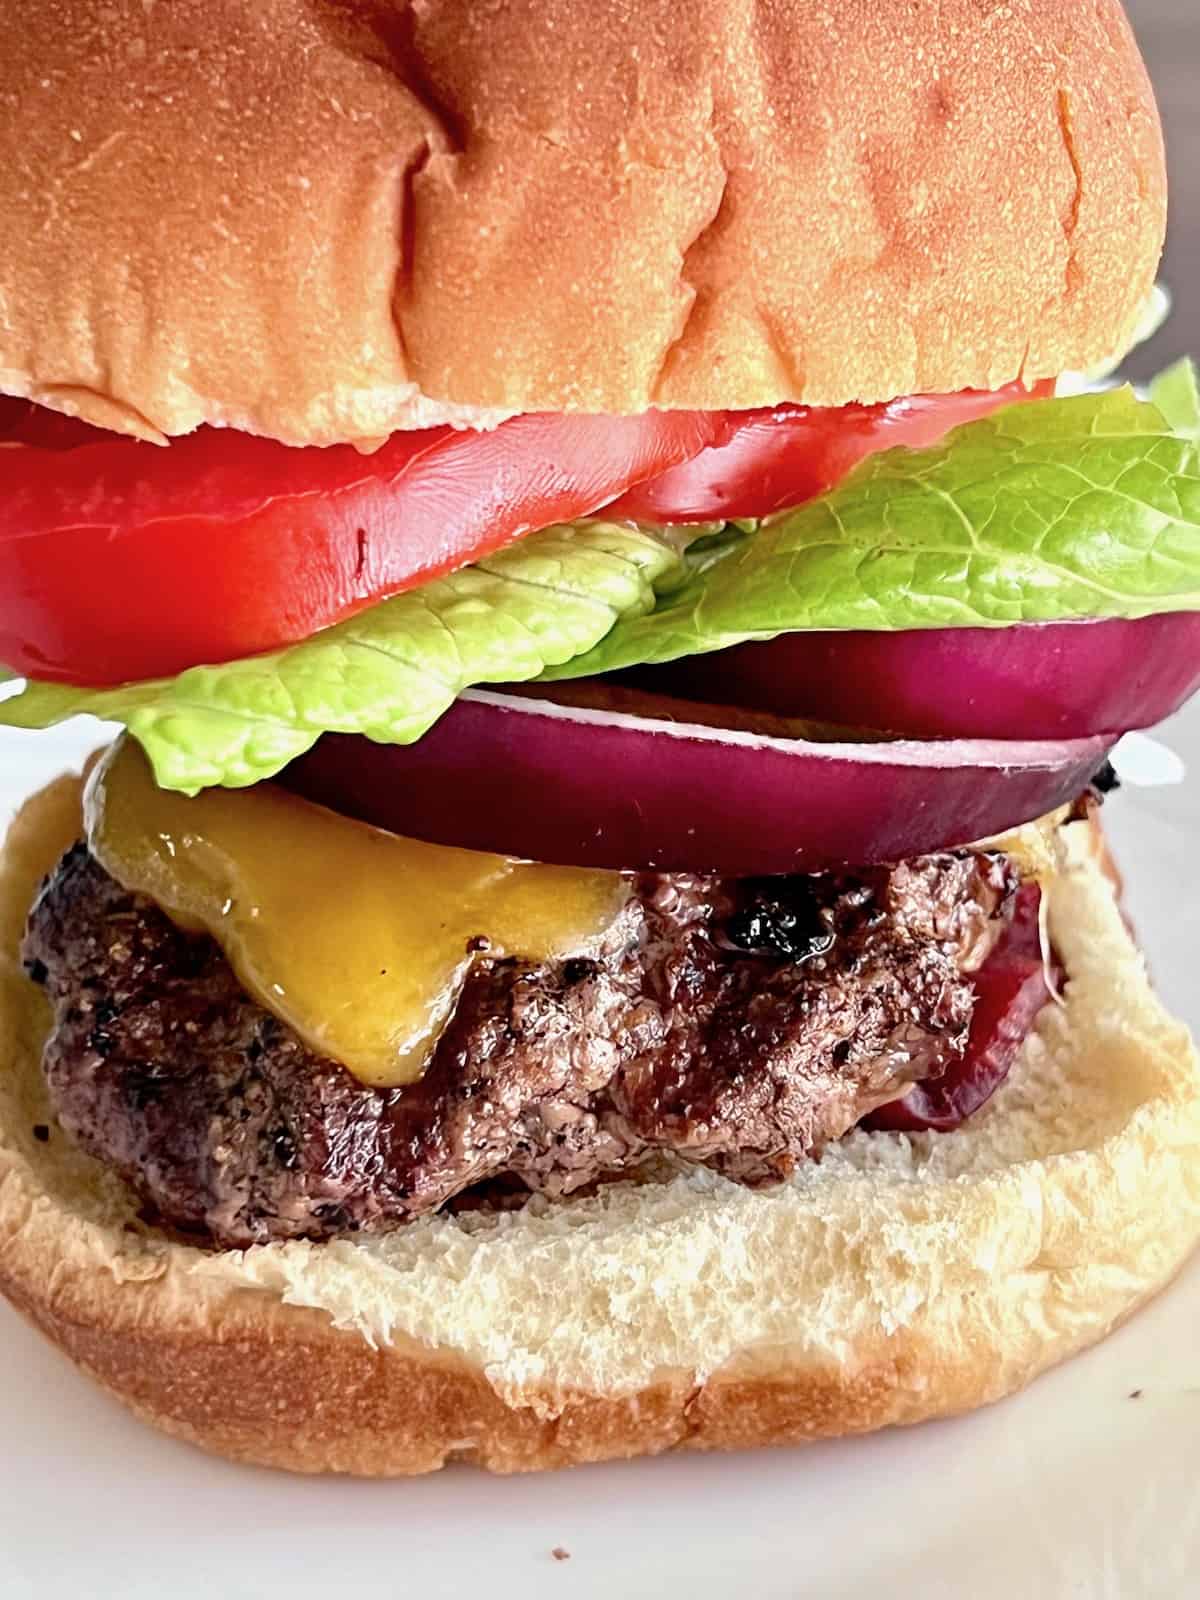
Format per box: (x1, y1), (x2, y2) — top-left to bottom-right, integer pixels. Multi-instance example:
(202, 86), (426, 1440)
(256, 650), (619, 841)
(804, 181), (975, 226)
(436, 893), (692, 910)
(23, 844), (1017, 1249)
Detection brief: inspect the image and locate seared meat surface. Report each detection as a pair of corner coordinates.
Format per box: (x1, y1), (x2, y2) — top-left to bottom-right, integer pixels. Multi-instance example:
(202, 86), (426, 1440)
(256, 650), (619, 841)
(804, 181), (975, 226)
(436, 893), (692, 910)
(24, 845), (1016, 1248)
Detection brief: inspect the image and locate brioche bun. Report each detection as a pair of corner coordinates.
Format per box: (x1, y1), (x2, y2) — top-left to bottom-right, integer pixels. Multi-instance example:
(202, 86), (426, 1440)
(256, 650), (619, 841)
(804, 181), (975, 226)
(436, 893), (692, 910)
(1, 775), (1197, 1475)
(0, 0), (1165, 444)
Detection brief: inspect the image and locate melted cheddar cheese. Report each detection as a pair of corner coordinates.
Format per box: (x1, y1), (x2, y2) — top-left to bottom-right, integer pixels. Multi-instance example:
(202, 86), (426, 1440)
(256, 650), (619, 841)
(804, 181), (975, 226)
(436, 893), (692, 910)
(85, 739), (629, 1086)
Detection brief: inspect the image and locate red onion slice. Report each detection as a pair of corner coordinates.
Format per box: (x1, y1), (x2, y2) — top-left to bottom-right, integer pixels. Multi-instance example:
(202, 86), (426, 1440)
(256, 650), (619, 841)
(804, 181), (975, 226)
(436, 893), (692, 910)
(632, 613), (1200, 740)
(283, 691), (1112, 873)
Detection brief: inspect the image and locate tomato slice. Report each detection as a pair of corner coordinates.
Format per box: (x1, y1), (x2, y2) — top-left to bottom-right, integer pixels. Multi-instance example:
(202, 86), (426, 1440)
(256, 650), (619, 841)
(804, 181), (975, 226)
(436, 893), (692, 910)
(0, 400), (105, 451)
(0, 406), (720, 686)
(607, 378), (1052, 522)
(0, 378), (1047, 687)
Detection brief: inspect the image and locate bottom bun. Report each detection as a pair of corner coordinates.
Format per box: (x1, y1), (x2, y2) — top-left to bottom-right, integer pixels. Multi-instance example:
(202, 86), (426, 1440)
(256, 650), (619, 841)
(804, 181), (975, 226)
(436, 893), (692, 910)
(1, 775), (1198, 1476)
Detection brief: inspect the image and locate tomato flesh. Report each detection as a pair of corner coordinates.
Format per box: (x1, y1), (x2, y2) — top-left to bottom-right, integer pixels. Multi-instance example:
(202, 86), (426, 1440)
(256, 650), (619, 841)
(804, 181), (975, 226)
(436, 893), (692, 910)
(0, 379), (1048, 687)
(0, 407), (720, 684)
(608, 379), (1051, 522)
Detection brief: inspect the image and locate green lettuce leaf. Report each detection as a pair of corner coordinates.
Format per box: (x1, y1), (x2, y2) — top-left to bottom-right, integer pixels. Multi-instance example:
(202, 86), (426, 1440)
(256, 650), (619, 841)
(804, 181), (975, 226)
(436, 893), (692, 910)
(2, 378), (1198, 794)
(1150, 357), (1200, 439)
(0, 522), (682, 792)
(542, 383), (1200, 681)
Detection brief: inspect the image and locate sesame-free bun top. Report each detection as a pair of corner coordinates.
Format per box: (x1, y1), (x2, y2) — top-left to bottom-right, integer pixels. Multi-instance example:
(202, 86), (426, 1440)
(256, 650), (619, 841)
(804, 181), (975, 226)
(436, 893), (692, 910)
(0, 0), (1165, 444)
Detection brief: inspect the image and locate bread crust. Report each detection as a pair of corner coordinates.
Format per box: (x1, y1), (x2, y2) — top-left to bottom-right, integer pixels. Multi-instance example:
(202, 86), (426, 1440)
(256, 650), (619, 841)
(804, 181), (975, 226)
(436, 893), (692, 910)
(1, 775), (1198, 1475)
(0, 0), (1165, 443)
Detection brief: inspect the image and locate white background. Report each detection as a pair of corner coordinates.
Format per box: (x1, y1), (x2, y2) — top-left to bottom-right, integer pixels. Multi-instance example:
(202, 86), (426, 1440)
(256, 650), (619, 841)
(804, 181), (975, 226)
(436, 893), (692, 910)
(0, 710), (1197, 1600)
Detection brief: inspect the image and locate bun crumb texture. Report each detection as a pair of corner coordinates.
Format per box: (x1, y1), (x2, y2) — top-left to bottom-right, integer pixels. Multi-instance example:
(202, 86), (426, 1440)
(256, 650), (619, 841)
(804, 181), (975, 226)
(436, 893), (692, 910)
(0, 778), (1196, 1475)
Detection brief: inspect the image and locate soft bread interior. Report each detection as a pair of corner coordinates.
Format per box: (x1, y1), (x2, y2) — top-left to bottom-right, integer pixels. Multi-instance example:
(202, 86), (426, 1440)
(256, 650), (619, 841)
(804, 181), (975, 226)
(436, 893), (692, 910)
(1, 772), (1198, 1464)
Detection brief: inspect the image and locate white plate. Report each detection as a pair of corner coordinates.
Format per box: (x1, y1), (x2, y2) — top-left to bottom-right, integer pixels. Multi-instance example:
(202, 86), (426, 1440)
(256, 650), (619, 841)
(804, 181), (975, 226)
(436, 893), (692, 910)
(1, 713), (1198, 1600)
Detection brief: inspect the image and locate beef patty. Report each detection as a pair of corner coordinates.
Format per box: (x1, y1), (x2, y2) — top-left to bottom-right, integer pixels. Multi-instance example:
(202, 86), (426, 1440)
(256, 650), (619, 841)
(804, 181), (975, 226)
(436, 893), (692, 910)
(23, 844), (1017, 1248)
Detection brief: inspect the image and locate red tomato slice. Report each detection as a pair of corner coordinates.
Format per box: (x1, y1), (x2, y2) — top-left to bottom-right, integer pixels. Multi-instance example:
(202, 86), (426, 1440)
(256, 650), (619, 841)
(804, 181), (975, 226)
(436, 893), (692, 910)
(0, 401), (105, 451)
(607, 379), (1052, 522)
(0, 405), (721, 686)
(0, 378), (1048, 687)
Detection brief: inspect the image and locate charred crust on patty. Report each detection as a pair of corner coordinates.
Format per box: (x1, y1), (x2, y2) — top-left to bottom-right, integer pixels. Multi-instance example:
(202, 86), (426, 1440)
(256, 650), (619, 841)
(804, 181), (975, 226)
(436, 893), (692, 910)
(24, 843), (1017, 1249)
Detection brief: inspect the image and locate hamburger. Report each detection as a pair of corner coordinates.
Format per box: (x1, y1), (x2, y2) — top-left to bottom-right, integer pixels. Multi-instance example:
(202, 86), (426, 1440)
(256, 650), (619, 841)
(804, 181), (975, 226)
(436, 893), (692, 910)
(1, 0), (1199, 1476)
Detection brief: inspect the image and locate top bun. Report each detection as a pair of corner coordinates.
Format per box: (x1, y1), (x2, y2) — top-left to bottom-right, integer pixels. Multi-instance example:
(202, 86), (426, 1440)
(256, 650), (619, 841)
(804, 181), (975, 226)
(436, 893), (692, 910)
(0, 0), (1165, 444)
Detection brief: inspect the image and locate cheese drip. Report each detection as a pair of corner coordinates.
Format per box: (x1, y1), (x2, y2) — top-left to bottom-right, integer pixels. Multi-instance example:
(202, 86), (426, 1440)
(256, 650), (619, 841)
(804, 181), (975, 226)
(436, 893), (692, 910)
(85, 739), (629, 1087)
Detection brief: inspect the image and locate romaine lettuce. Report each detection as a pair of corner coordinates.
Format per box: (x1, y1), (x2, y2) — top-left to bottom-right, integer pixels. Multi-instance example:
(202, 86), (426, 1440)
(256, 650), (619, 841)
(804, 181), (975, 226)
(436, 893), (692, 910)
(3, 376), (1198, 794)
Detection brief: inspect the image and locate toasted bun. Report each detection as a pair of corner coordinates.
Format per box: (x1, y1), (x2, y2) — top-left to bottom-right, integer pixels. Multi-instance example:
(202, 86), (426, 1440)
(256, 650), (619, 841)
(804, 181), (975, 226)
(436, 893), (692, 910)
(0, 0), (1164, 444)
(1, 776), (1198, 1475)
